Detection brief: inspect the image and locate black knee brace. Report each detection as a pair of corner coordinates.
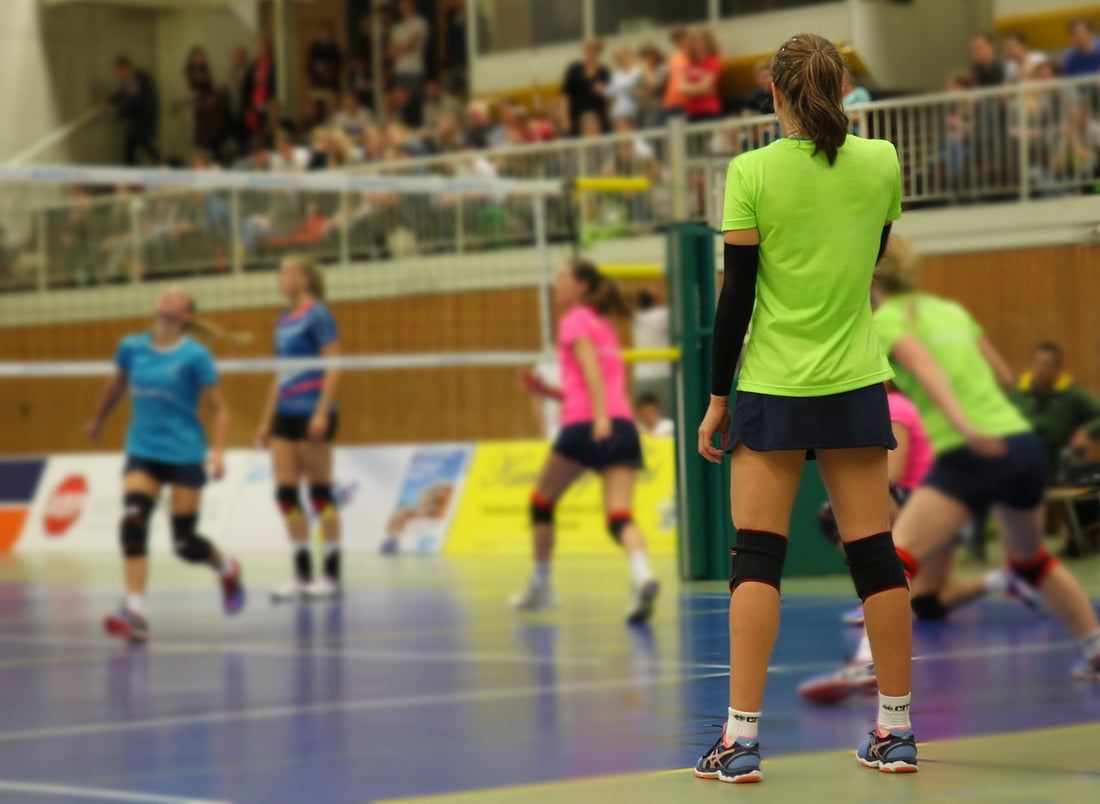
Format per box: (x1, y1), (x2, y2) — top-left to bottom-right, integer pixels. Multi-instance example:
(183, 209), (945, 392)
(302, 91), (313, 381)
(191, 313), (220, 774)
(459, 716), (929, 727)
(911, 593), (950, 621)
(729, 530), (788, 593)
(1009, 548), (1058, 588)
(530, 492), (555, 525)
(309, 484), (337, 519)
(844, 531), (909, 602)
(276, 485), (304, 520)
(120, 492), (155, 558)
(607, 510), (633, 543)
(171, 514), (214, 564)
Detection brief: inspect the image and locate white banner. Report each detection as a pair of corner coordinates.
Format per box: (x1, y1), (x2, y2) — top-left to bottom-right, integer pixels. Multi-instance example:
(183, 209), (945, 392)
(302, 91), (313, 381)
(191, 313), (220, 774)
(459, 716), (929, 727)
(18, 447), (472, 555)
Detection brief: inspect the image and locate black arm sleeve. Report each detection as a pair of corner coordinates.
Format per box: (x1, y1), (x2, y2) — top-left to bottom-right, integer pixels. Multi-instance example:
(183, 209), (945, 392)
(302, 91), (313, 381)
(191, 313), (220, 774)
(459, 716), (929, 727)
(710, 243), (760, 397)
(877, 223), (893, 264)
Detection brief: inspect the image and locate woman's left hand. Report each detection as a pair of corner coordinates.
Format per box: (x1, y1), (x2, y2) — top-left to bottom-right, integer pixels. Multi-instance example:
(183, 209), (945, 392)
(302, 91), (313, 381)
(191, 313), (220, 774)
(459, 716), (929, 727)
(698, 397), (731, 464)
(207, 451), (226, 481)
(308, 412), (329, 441)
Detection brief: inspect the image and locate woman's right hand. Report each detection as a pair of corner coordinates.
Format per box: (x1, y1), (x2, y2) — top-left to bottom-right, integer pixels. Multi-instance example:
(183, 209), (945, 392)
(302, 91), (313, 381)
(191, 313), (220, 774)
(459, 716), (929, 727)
(963, 429), (1007, 459)
(85, 419), (102, 442)
(520, 369), (546, 397)
(698, 397), (731, 464)
(256, 422), (272, 449)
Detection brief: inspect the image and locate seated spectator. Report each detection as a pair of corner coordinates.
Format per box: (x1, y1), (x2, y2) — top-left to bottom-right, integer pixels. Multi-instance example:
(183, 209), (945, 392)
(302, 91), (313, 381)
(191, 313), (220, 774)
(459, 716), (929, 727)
(607, 47), (644, 125)
(1004, 32), (1048, 84)
(842, 69), (871, 137)
(488, 100), (517, 148)
(333, 91), (373, 138)
(431, 111), (463, 153)
(1064, 17), (1100, 77)
(422, 79), (462, 132)
(635, 393), (674, 437)
(360, 125), (385, 161)
(658, 26), (690, 124)
(681, 28), (723, 122)
(270, 128), (311, 172)
(970, 32), (1006, 86)
(516, 106), (554, 143)
(637, 43), (666, 128)
(749, 60), (773, 114)
(1048, 101), (1100, 186)
(562, 38), (610, 135)
(463, 100), (493, 148)
(1012, 342), (1100, 476)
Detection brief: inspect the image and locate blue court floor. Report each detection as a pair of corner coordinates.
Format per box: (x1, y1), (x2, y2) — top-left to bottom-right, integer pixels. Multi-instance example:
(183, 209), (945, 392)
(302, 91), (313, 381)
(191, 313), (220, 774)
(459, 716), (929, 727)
(0, 551), (1097, 803)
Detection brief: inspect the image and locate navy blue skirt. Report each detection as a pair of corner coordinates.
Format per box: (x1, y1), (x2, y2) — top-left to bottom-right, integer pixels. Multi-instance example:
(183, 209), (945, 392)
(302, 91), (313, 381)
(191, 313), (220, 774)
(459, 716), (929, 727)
(727, 383), (896, 458)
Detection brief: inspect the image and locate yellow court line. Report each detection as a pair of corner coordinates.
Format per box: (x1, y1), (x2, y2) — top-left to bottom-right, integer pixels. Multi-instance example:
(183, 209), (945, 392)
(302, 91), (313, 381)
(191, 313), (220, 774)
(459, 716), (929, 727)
(372, 721), (1100, 804)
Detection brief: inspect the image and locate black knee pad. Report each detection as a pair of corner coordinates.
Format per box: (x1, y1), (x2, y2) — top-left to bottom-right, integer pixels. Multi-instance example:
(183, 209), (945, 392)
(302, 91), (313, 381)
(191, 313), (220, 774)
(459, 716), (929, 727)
(607, 510), (633, 543)
(309, 484), (337, 519)
(1009, 548), (1058, 588)
(120, 492), (155, 558)
(276, 485), (304, 520)
(911, 593), (950, 621)
(844, 531), (909, 602)
(817, 502), (840, 546)
(530, 492), (555, 525)
(729, 530), (788, 593)
(171, 514), (214, 564)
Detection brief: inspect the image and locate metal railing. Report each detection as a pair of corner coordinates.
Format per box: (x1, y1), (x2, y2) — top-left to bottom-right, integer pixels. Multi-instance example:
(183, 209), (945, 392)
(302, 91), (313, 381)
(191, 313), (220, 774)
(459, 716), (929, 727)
(2, 73), (1098, 295)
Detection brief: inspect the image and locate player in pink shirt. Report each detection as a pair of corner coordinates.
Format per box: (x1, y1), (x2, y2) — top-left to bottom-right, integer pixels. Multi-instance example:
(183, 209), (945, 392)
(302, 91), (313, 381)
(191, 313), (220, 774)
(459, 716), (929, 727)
(515, 260), (659, 624)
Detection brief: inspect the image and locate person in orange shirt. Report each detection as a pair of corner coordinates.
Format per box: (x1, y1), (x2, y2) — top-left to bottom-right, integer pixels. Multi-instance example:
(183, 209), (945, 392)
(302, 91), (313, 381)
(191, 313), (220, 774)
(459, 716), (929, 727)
(659, 26), (690, 124)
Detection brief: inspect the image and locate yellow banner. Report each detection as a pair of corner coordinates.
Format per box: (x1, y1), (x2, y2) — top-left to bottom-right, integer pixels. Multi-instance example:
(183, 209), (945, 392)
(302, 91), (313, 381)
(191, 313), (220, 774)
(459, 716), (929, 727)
(446, 437), (678, 556)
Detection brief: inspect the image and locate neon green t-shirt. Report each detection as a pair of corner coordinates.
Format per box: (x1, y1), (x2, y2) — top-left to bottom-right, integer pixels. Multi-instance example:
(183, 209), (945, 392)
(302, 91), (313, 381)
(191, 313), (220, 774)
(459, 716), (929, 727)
(723, 135), (900, 397)
(874, 293), (1031, 454)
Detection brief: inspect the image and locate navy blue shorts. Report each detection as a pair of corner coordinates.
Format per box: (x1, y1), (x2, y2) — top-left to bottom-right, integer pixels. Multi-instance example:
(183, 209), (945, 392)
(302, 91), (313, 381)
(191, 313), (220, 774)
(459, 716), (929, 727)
(727, 383), (896, 457)
(123, 455), (206, 489)
(553, 418), (644, 470)
(924, 432), (1047, 513)
(271, 411), (339, 441)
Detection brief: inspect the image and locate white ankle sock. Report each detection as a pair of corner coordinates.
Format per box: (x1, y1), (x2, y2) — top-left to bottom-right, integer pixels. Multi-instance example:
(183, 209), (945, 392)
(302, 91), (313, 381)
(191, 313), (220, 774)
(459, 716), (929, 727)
(983, 568), (1008, 595)
(628, 551), (653, 584)
(853, 629), (873, 664)
(877, 692), (912, 732)
(126, 593), (144, 614)
(535, 561), (551, 586)
(1080, 629), (1100, 662)
(726, 707), (760, 741)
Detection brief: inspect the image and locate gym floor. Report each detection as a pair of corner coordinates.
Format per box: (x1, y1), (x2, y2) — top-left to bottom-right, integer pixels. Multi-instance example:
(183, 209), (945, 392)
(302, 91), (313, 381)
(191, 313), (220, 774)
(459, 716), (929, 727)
(0, 550), (1097, 804)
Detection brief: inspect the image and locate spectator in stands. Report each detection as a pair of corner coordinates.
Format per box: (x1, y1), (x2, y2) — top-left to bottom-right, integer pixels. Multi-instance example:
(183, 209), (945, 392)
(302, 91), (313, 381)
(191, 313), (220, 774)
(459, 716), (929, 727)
(1012, 342), (1100, 475)
(971, 32), (1006, 86)
(463, 100), (492, 149)
(942, 69), (977, 192)
(333, 91), (373, 138)
(488, 100), (517, 148)
(1064, 18), (1100, 77)
(390, 0), (430, 128)
(307, 22), (344, 117)
(517, 106), (555, 143)
(562, 38), (610, 135)
(242, 38), (276, 140)
(637, 43), (666, 128)
(842, 68), (872, 137)
(1004, 32), (1047, 84)
(1049, 101), (1100, 186)
(607, 47), (644, 125)
(635, 393), (674, 437)
(225, 47), (250, 143)
(658, 26), (690, 124)
(422, 79), (461, 132)
(431, 111), (463, 153)
(107, 55), (160, 165)
(749, 60), (773, 114)
(184, 47), (225, 152)
(681, 28), (723, 122)
(270, 128), (311, 172)
(347, 57), (374, 111)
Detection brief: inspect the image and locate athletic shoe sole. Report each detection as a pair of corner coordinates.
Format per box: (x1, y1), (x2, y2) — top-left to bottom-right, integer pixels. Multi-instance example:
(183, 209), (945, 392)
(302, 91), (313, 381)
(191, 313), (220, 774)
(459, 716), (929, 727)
(857, 755), (918, 773)
(103, 614), (147, 644)
(626, 579), (660, 625)
(694, 768), (763, 784)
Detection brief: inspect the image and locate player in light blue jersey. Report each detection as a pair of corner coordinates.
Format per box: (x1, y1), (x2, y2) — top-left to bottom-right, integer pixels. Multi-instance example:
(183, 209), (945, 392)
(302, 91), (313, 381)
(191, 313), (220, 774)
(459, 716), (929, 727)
(87, 287), (245, 642)
(257, 256), (342, 602)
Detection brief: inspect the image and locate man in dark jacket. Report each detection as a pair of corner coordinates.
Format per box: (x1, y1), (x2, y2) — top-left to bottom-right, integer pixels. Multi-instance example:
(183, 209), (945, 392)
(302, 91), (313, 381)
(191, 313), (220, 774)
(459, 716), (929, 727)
(1012, 341), (1100, 477)
(109, 55), (160, 165)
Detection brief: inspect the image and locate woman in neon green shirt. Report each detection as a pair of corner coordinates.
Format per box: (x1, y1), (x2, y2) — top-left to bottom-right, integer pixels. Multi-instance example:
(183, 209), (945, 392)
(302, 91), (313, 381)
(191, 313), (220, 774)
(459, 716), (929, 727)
(868, 236), (1100, 681)
(695, 33), (916, 782)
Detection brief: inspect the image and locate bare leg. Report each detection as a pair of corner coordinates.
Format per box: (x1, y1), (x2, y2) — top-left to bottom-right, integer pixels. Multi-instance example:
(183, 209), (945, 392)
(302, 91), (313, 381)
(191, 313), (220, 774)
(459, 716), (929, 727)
(818, 447), (910, 699)
(727, 446), (804, 713)
(997, 505), (1100, 639)
(272, 438), (308, 543)
(532, 453), (587, 562)
(170, 485), (223, 571)
(303, 441), (340, 545)
(601, 465), (645, 555)
(122, 471), (160, 597)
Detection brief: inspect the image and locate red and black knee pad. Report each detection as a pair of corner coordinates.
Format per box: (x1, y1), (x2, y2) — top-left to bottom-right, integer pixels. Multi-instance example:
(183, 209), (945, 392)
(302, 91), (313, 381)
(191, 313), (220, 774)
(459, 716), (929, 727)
(844, 532), (910, 602)
(607, 510), (633, 543)
(276, 485), (304, 521)
(309, 484), (337, 520)
(1009, 547), (1058, 589)
(729, 530), (788, 593)
(530, 492), (555, 525)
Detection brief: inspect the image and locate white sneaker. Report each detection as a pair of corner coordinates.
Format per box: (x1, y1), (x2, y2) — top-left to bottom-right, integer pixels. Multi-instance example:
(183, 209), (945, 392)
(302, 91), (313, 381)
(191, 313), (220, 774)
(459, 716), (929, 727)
(304, 578), (341, 600)
(510, 578), (558, 611)
(270, 580), (306, 603)
(626, 578), (660, 625)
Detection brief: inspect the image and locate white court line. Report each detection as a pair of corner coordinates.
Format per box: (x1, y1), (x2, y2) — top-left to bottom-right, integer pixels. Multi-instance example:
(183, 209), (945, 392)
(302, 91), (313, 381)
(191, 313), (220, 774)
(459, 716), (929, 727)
(0, 670), (727, 746)
(0, 779), (229, 803)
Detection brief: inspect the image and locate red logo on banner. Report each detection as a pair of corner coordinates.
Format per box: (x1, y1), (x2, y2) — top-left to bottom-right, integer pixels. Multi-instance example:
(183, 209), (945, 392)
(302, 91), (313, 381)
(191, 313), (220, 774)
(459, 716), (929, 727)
(43, 475), (89, 537)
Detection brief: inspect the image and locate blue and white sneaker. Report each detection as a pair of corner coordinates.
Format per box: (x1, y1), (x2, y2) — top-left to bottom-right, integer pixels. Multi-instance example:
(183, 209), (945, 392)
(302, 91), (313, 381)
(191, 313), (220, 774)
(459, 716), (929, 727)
(1071, 656), (1100, 682)
(841, 604), (865, 626)
(695, 725), (762, 783)
(857, 727), (918, 773)
(220, 560), (246, 616)
(104, 605), (149, 644)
